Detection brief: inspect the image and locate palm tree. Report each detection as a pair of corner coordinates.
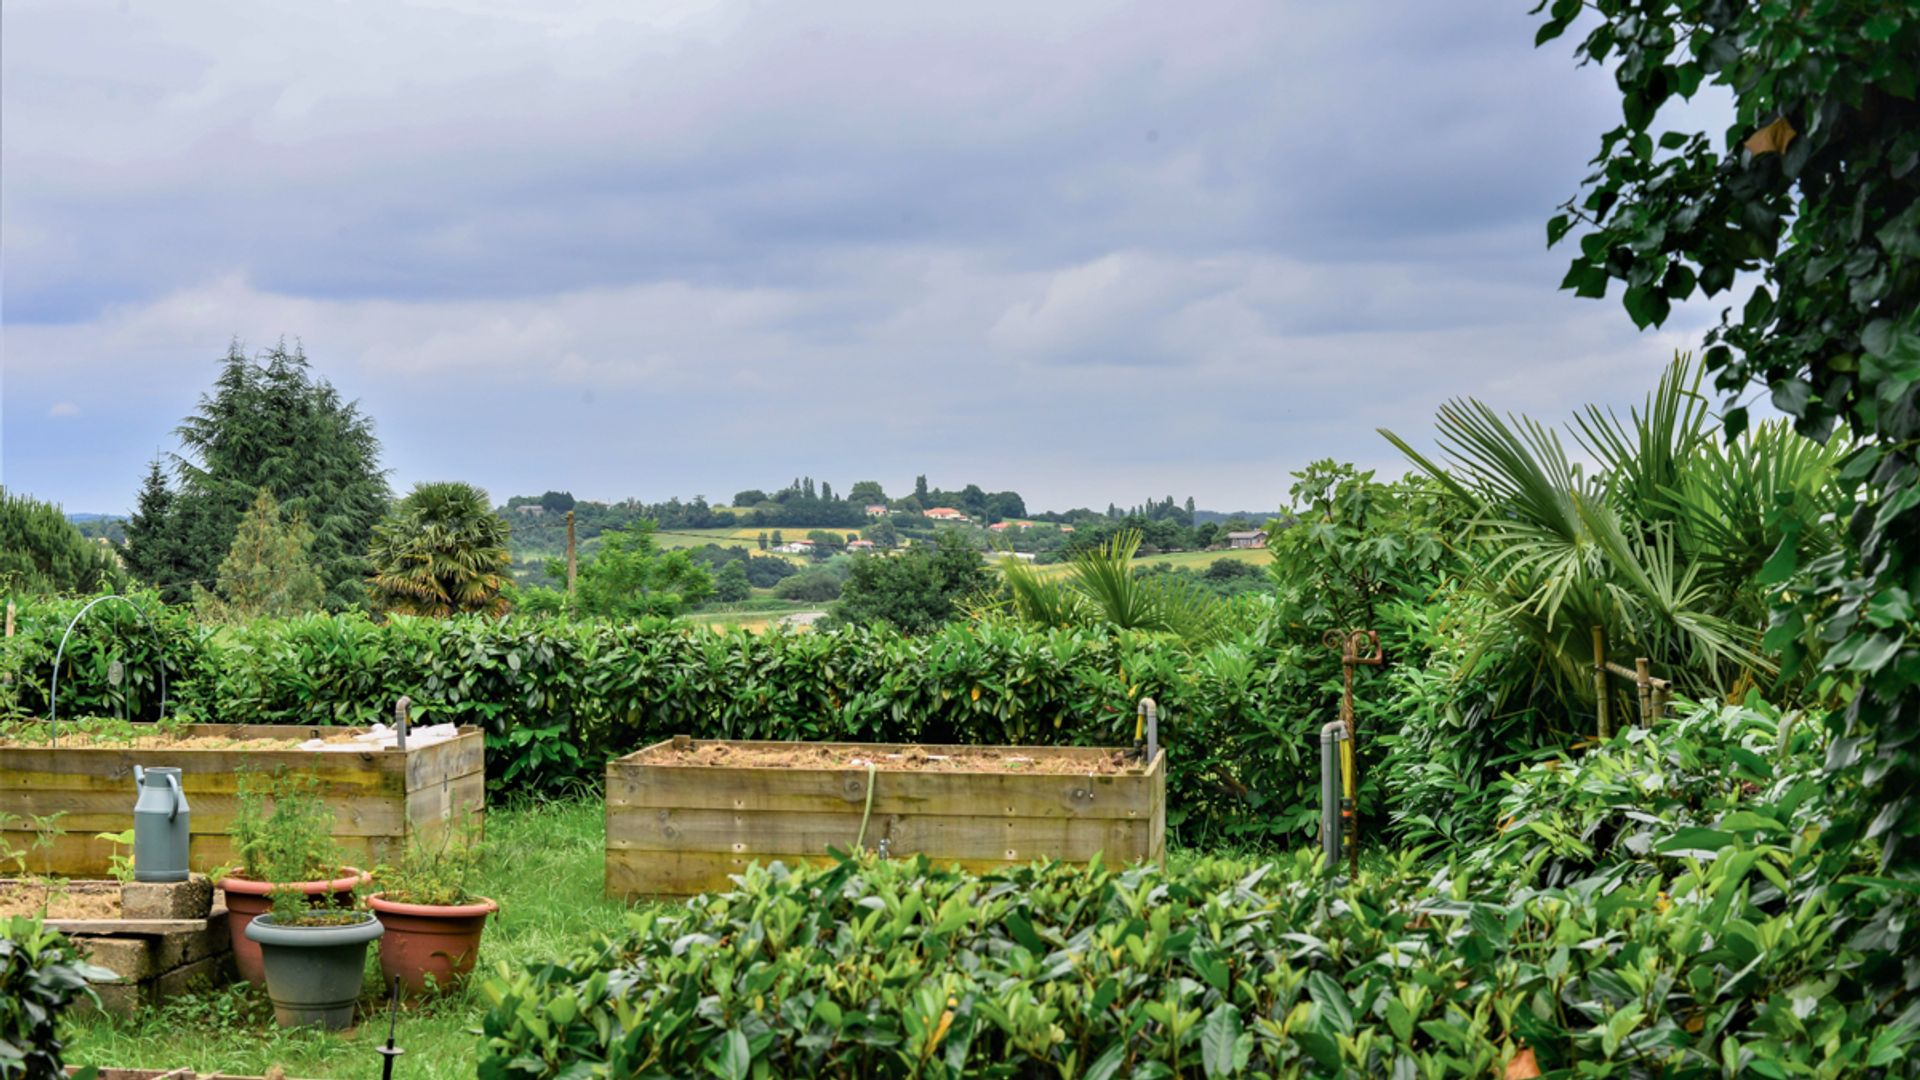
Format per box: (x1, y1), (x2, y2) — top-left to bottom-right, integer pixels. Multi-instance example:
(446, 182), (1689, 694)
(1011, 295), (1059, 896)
(367, 482), (511, 617)
(1379, 353), (1841, 714)
(998, 530), (1226, 642)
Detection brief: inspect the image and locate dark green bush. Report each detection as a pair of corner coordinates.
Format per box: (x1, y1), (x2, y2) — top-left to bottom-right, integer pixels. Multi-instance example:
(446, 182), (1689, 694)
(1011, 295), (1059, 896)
(0, 917), (112, 1079)
(474, 836), (1911, 1079)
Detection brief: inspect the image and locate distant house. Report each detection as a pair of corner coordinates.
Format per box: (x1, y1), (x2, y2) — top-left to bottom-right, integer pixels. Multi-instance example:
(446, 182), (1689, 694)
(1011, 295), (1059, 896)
(988, 520), (1037, 532)
(924, 507), (969, 522)
(864, 504), (890, 517)
(847, 539), (876, 550)
(513, 504), (546, 517)
(1225, 530), (1267, 549)
(1059, 525), (1075, 534)
(776, 540), (815, 554)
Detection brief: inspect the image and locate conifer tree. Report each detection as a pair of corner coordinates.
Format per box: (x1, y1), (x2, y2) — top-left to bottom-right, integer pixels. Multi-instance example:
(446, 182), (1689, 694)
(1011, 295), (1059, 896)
(0, 488), (122, 596)
(193, 488), (324, 620)
(134, 341), (388, 609)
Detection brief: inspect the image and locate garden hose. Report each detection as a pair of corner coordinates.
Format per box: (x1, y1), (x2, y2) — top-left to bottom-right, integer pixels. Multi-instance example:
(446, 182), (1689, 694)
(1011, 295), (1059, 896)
(854, 761), (878, 852)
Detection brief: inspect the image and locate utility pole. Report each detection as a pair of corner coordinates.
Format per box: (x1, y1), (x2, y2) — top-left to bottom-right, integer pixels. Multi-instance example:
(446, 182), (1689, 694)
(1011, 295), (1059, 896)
(566, 510), (578, 594)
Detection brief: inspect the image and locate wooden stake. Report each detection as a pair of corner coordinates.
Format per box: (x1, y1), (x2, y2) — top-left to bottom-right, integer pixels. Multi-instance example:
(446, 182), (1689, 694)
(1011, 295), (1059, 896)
(1635, 657), (1652, 727)
(4, 599), (13, 639)
(1592, 625), (1610, 740)
(566, 510), (578, 594)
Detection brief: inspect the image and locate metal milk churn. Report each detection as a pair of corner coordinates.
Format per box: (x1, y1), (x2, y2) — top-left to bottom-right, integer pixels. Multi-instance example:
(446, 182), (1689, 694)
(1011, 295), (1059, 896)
(132, 765), (191, 882)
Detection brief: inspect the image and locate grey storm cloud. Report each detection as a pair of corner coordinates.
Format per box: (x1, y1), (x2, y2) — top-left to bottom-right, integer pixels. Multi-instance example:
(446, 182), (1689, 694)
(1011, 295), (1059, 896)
(1, 0), (1735, 513)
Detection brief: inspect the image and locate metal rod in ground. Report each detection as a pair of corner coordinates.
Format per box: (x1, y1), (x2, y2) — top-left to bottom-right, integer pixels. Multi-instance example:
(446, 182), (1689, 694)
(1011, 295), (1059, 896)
(1592, 626), (1609, 740)
(1319, 722), (1346, 874)
(377, 975), (405, 1079)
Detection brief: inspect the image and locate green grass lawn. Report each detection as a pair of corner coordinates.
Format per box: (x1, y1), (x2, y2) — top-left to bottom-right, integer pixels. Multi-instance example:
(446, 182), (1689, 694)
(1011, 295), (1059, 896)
(64, 798), (1249, 1078)
(65, 799), (635, 1080)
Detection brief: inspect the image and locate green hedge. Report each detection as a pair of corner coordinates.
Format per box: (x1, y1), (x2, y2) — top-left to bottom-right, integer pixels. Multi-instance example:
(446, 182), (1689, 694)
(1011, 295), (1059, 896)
(473, 843), (1910, 1078)
(2, 599), (1347, 844)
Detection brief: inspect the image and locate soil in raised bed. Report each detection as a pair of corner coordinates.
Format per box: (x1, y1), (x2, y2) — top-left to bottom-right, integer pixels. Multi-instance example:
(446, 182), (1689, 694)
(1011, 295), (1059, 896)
(0, 724), (363, 752)
(635, 741), (1146, 775)
(0, 879), (122, 919)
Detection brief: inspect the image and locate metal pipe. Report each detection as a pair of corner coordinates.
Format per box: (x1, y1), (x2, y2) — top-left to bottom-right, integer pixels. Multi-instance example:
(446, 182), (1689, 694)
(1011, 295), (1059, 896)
(1319, 721), (1348, 873)
(1135, 697), (1158, 763)
(1592, 625), (1610, 740)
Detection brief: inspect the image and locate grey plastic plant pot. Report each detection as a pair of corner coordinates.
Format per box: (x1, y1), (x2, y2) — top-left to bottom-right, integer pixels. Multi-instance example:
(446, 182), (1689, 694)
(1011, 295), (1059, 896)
(244, 912), (384, 1030)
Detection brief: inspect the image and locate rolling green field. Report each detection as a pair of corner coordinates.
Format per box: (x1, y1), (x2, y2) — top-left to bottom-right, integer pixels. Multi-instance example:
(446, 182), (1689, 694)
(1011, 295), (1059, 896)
(1021, 545), (1272, 578)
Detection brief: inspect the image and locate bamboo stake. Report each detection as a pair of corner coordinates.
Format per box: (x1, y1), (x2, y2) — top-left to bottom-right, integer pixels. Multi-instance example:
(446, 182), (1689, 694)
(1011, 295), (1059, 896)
(1635, 657), (1653, 727)
(1592, 626), (1610, 740)
(4, 600), (13, 638)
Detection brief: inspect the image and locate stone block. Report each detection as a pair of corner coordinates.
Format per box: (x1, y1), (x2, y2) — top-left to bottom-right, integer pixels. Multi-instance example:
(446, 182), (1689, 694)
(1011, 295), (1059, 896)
(119, 875), (213, 919)
(76, 935), (158, 982)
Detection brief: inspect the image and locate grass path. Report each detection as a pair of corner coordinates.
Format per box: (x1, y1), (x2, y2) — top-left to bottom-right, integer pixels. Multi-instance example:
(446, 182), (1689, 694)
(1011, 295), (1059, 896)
(65, 800), (632, 1080)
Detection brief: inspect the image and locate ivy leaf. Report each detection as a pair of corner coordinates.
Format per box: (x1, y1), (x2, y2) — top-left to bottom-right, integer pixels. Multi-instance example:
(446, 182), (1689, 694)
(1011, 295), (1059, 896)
(1770, 378), (1813, 417)
(1623, 284), (1670, 328)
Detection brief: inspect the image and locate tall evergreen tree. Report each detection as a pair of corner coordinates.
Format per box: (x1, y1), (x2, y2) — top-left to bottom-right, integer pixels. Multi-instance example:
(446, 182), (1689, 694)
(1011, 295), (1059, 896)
(141, 341), (388, 609)
(122, 460), (191, 598)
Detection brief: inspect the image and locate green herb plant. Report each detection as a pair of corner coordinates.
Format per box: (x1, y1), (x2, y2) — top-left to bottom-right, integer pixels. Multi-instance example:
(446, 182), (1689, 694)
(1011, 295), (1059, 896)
(96, 830), (136, 883)
(376, 821), (485, 907)
(27, 813), (65, 879)
(231, 769), (360, 927)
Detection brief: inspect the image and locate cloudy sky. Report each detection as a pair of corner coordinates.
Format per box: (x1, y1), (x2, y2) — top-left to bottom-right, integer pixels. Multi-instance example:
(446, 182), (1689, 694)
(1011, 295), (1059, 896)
(1, 0), (1728, 515)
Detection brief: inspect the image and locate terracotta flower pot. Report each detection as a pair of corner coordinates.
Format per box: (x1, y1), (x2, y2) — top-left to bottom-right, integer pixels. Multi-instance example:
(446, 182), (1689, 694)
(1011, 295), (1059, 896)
(218, 867), (369, 986)
(366, 892), (498, 995)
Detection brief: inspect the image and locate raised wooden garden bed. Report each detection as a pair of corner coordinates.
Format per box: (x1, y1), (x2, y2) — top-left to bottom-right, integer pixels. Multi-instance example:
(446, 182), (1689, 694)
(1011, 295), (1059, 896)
(0, 724), (485, 878)
(605, 738), (1166, 899)
(5, 875), (233, 1016)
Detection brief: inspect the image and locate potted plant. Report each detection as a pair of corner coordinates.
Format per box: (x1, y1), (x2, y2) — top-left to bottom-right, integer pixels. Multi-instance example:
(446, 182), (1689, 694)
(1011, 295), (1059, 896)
(217, 770), (370, 986)
(367, 825), (495, 994)
(244, 874), (383, 1029)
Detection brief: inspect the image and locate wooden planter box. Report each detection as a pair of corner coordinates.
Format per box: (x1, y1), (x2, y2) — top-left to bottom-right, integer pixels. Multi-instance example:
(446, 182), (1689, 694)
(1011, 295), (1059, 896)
(606, 739), (1165, 899)
(0, 724), (485, 878)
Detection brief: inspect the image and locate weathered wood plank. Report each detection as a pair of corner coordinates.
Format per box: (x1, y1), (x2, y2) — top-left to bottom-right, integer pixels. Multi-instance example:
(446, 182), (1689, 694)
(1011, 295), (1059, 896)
(402, 769), (486, 831)
(607, 807), (1147, 863)
(607, 761), (1156, 820)
(7, 830), (396, 877)
(402, 732), (486, 791)
(645, 738), (1132, 761)
(1, 792), (419, 837)
(605, 848), (1050, 900)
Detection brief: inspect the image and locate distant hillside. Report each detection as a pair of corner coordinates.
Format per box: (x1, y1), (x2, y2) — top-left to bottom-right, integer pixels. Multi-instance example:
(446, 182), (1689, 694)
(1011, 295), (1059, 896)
(67, 513), (128, 544)
(1191, 509), (1269, 526)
